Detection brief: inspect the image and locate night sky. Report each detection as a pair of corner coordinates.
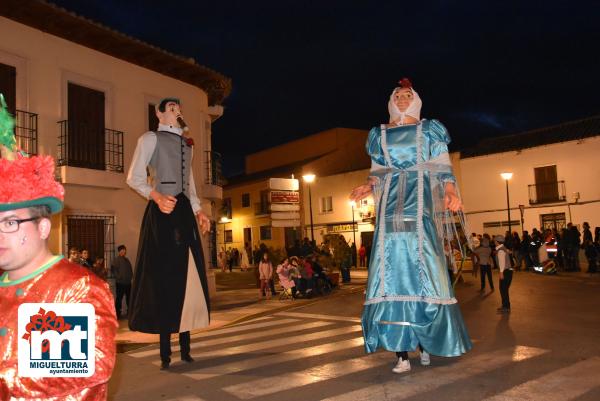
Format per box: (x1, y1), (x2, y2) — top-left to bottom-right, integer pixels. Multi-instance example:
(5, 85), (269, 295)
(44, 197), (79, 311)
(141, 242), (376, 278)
(50, 0), (600, 176)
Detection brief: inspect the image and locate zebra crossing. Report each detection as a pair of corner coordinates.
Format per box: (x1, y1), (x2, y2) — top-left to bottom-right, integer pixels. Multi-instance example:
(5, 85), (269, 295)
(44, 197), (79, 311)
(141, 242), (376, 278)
(122, 312), (600, 401)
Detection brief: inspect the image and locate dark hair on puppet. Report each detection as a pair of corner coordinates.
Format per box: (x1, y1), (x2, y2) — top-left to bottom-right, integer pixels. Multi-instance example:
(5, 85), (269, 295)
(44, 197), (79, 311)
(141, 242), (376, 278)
(157, 98), (181, 112)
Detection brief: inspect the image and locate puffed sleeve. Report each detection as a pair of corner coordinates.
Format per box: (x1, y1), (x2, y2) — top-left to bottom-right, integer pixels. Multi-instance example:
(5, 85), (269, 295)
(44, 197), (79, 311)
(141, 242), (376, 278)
(367, 126), (386, 174)
(428, 119), (456, 183)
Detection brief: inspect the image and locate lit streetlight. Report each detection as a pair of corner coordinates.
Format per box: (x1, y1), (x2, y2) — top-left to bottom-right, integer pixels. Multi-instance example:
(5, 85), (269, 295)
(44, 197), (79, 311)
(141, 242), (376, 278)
(302, 174), (316, 242)
(219, 216), (230, 249)
(500, 172), (513, 235)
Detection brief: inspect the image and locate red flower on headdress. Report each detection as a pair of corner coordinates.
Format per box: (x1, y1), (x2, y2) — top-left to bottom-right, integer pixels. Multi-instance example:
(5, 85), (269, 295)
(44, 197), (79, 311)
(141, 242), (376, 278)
(185, 137), (194, 147)
(0, 155), (65, 204)
(398, 78), (412, 88)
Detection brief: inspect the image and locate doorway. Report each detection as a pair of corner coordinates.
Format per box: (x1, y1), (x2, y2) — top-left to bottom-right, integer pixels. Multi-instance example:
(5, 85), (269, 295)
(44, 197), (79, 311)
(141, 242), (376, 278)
(243, 227), (252, 247)
(284, 227), (300, 250)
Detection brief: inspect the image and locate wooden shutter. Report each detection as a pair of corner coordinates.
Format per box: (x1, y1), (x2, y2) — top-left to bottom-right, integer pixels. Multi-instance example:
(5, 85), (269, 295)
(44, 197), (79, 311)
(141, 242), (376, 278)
(67, 83), (105, 169)
(534, 165), (558, 202)
(0, 63), (16, 114)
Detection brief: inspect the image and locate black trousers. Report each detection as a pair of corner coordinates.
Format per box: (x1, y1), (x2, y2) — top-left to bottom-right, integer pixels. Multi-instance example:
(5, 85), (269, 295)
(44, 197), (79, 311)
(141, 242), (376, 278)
(479, 265), (494, 290)
(115, 283), (131, 317)
(160, 331), (190, 362)
(499, 270), (513, 309)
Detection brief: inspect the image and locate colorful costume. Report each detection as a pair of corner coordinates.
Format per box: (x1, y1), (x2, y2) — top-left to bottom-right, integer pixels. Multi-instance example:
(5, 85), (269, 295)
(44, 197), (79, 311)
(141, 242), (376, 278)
(0, 94), (117, 400)
(0, 258), (117, 400)
(361, 83), (472, 357)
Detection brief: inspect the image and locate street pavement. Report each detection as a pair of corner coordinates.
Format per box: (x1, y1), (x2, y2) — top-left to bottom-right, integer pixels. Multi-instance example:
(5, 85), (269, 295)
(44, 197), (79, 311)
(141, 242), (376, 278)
(114, 268), (367, 349)
(108, 268), (600, 401)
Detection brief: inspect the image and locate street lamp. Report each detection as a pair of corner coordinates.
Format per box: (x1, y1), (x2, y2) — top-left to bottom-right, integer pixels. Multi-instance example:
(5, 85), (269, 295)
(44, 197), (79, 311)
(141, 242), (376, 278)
(220, 216), (230, 248)
(500, 172), (513, 235)
(349, 201), (357, 246)
(302, 174), (316, 242)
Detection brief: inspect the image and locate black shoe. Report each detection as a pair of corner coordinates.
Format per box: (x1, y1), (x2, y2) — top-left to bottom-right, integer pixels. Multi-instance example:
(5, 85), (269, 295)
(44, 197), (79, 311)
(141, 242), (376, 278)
(181, 354), (194, 363)
(160, 360), (170, 370)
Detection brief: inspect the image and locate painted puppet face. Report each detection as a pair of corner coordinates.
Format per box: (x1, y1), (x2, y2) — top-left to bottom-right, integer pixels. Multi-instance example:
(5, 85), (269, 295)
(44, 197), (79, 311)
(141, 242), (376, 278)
(156, 101), (183, 127)
(393, 88), (414, 112)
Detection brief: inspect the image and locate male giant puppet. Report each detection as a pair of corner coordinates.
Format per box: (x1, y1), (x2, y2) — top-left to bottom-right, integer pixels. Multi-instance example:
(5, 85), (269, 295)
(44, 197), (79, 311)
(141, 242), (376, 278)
(127, 98), (211, 370)
(0, 95), (117, 400)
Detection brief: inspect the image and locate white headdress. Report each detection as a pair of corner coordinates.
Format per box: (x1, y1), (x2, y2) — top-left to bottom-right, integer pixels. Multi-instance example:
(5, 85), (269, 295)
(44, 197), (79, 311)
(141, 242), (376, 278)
(388, 78), (422, 124)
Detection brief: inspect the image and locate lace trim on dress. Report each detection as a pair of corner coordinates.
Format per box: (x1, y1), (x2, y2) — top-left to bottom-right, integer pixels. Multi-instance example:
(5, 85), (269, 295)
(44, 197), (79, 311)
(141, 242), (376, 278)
(364, 295), (458, 306)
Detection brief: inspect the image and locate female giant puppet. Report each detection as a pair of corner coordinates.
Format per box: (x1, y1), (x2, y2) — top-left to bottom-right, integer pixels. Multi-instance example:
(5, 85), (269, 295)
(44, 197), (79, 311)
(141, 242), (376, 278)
(351, 79), (472, 373)
(127, 98), (211, 370)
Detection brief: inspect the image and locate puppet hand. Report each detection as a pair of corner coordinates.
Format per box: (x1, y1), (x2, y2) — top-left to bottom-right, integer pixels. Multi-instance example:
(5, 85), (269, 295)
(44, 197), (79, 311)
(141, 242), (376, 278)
(196, 211), (211, 235)
(350, 177), (378, 202)
(151, 191), (177, 214)
(349, 184), (371, 202)
(444, 192), (462, 212)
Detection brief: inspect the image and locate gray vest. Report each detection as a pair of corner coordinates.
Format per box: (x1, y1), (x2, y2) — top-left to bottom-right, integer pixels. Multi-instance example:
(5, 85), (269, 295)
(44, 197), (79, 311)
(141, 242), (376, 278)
(496, 245), (512, 270)
(148, 131), (193, 198)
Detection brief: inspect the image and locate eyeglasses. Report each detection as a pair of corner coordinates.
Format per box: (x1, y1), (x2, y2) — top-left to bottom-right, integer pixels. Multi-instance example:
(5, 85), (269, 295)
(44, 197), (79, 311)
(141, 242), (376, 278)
(0, 217), (39, 233)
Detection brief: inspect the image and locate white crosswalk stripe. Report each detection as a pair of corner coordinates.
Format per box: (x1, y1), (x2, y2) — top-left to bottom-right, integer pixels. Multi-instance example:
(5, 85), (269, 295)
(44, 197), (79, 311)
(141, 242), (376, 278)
(184, 336), (364, 380)
(151, 323), (363, 366)
(128, 318), (300, 358)
(320, 346), (549, 401)
(223, 351), (390, 399)
(482, 356), (600, 401)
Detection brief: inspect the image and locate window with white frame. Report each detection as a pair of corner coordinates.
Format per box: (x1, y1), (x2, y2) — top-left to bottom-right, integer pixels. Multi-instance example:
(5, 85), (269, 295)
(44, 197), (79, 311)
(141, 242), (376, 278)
(320, 196), (333, 213)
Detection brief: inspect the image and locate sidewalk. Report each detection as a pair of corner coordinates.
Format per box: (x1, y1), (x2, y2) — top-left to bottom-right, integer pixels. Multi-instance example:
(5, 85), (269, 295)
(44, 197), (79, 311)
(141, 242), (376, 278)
(116, 269), (367, 350)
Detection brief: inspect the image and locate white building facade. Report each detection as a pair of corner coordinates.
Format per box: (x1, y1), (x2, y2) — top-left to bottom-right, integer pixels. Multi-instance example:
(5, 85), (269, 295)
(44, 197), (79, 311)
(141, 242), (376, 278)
(1, 3), (231, 295)
(460, 129), (600, 236)
(301, 169), (374, 248)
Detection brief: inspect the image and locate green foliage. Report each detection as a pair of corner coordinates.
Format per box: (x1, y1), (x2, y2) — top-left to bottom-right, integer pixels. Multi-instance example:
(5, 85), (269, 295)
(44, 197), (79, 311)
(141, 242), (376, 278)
(0, 94), (16, 151)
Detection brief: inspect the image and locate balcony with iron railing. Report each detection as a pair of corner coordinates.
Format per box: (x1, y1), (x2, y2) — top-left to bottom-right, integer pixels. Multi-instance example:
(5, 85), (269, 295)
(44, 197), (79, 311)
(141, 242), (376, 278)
(205, 150), (224, 186)
(203, 150), (225, 200)
(254, 202), (270, 216)
(528, 180), (567, 204)
(57, 120), (124, 172)
(14, 109), (38, 155)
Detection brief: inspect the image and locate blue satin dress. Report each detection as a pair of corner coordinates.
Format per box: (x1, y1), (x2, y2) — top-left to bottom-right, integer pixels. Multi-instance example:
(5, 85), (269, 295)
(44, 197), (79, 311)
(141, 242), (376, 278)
(361, 119), (472, 357)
